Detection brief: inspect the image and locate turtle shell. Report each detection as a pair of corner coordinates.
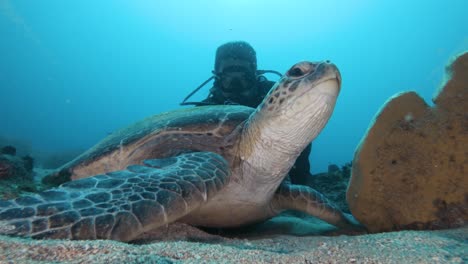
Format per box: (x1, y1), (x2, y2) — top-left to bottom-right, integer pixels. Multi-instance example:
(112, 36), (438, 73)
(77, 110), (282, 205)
(44, 105), (253, 185)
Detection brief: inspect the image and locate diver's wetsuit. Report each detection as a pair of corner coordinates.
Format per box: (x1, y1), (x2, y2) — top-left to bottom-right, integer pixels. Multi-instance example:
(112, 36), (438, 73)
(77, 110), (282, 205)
(202, 78), (313, 185)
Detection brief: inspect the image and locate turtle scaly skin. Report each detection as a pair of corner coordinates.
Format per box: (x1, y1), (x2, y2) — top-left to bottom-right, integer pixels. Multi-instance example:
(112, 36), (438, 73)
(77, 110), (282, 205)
(0, 152), (229, 241)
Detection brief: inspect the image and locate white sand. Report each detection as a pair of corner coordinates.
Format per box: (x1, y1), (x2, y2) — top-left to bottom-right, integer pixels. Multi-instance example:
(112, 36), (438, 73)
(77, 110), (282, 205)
(0, 218), (466, 264)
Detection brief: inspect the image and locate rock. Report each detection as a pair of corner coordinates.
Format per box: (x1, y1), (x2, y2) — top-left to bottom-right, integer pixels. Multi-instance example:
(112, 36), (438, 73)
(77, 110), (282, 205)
(1, 145), (16, 156)
(327, 164), (340, 174)
(347, 52), (468, 232)
(22, 155), (34, 172)
(0, 160), (12, 179)
(0, 137), (32, 157)
(308, 162), (352, 213)
(0, 156), (18, 179)
(0, 151), (38, 199)
(0, 155), (34, 180)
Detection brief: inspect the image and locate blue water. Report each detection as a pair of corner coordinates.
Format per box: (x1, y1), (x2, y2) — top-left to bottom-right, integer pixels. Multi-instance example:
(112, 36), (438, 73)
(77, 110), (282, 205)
(0, 0), (467, 173)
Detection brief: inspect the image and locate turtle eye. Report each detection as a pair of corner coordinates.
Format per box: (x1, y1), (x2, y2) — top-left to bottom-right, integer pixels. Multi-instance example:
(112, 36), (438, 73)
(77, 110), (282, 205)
(288, 67), (304, 77)
(287, 62), (314, 78)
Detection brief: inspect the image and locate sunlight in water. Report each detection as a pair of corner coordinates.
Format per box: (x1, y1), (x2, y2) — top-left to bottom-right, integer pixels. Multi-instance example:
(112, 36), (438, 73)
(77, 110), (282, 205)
(126, 0), (372, 42)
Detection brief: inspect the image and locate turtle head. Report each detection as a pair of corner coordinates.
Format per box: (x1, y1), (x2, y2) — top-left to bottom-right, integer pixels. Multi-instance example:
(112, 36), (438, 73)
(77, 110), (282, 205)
(252, 61), (341, 154)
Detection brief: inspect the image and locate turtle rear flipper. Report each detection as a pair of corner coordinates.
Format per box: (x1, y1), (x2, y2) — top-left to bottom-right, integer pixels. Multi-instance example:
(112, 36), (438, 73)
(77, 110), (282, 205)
(270, 184), (366, 233)
(0, 152), (230, 242)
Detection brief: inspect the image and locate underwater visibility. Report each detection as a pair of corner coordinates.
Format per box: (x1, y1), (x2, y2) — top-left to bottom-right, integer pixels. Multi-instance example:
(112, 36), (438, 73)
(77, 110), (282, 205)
(0, 1), (467, 263)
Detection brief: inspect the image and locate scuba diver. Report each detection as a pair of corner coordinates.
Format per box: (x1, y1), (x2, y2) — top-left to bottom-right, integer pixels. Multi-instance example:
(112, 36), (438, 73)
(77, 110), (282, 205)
(181, 41), (312, 185)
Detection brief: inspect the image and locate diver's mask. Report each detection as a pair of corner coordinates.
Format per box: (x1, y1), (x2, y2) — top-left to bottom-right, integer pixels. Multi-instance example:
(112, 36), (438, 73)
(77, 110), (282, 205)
(180, 69), (283, 106)
(217, 65), (256, 94)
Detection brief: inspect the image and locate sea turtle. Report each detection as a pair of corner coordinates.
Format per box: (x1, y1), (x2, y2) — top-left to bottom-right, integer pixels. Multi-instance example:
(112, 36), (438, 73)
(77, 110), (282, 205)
(0, 61), (359, 241)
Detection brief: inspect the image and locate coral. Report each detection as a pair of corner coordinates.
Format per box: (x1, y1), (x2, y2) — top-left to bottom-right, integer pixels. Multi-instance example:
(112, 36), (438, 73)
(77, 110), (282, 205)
(347, 52), (468, 232)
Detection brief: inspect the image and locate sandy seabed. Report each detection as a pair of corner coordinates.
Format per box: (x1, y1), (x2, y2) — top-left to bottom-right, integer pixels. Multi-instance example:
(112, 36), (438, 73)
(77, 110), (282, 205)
(0, 216), (466, 264)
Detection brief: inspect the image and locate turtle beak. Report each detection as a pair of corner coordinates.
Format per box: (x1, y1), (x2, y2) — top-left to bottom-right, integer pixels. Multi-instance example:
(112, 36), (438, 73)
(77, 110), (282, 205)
(320, 60), (341, 91)
(334, 64), (342, 89)
(303, 61), (341, 99)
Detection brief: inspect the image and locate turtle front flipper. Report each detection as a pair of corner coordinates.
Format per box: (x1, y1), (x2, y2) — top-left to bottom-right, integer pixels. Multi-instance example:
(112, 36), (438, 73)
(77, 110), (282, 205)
(270, 184), (366, 233)
(0, 152), (230, 241)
